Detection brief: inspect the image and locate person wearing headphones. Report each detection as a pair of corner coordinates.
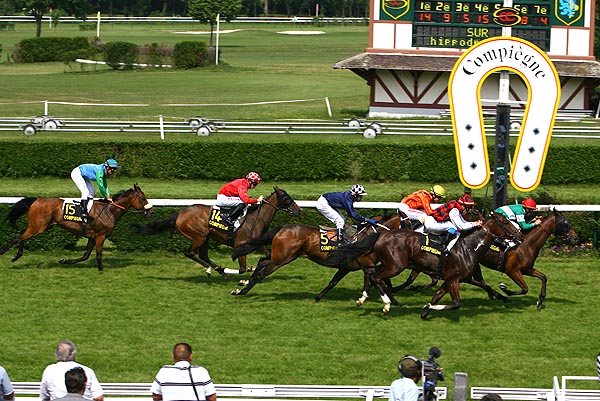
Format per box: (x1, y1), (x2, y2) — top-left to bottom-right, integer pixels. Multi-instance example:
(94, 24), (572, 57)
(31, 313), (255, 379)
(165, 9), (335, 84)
(70, 158), (120, 223)
(316, 184), (377, 244)
(215, 172), (264, 227)
(389, 355), (422, 401)
(398, 185), (446, 223)
(495, 198), (542, 232)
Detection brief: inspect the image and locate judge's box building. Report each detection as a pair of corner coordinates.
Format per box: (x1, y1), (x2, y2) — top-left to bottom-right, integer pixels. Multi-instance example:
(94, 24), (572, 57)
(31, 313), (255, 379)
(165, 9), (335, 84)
(334, 0), (600, 117)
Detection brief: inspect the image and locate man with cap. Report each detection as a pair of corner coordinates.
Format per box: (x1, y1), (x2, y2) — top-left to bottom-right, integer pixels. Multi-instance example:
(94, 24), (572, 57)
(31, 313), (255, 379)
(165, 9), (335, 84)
(389, 355), (422, 401)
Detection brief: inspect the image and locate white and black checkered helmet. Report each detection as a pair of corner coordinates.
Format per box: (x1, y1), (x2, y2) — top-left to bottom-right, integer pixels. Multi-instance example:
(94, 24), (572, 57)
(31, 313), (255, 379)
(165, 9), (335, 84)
(350, 184), (367, 196)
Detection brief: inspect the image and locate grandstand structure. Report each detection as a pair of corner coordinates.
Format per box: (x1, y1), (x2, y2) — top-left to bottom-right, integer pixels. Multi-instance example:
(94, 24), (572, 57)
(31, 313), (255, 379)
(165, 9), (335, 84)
(334, 0), (600, 117)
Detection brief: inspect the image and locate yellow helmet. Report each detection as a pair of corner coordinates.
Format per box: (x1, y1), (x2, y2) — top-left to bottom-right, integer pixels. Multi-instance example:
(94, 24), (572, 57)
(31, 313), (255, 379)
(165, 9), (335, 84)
(431, 185), (446, 198)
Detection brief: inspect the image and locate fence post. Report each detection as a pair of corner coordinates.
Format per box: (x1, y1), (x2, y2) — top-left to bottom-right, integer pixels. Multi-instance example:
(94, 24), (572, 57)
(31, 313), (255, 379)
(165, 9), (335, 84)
(454, 372), (468, 401)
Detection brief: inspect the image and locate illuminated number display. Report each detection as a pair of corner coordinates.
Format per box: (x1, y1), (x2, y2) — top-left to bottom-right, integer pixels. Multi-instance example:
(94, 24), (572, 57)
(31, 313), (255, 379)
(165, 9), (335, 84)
(411, 0), (551, 49)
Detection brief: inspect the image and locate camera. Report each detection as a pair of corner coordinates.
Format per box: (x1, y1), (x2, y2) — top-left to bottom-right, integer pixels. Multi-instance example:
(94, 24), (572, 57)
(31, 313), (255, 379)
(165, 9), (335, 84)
(420, 347), (444, 401)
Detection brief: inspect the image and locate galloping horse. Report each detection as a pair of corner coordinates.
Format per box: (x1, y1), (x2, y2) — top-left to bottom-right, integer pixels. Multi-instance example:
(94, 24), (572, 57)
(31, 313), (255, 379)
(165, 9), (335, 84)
(0, 184), (154, 271)
(134, 186), (301, 276)
(230, 214), (404, 301)
(327, 212), (522, 317)
(477, 208), (579, 308)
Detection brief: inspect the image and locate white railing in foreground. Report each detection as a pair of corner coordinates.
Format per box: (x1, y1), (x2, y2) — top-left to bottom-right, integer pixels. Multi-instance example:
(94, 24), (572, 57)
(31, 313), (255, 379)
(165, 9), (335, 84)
(472, 375), (600, 401)
(11, 382), (446, 401)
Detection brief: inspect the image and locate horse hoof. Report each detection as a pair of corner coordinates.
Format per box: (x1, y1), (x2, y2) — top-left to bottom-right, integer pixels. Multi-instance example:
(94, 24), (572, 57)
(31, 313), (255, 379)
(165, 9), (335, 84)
(59, 258), (66, 264)
(231, 289), (241, 295)
(498, 283), (507, 291)
(238, 280), (250, 286)
(247, 266), (256, 272)
(356, 300), (363, 307)
(383, 304), (390, 314)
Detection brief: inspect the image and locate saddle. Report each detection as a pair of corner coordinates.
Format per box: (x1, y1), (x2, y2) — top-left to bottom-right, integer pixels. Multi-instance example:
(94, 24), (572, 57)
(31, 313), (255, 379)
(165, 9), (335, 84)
(209, 205), (245, 232)
(62, 200), (90, 223)
(318, 226), (360, 251)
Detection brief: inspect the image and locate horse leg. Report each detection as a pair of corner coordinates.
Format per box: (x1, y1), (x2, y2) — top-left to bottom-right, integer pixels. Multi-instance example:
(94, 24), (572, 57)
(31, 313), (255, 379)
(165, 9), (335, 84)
(0, 235), (21, 256)
(470, 265), (509, 302)
(370, 273), (401, 314)
(392, 270), (438, 292)
(231, 252), (294, 296)
(524, 267), (547, 308)
(315, 269), (351, 302)
(421, 280), (462, 319)
(498, 270), (529, 297)
(59, 238), (96, 266)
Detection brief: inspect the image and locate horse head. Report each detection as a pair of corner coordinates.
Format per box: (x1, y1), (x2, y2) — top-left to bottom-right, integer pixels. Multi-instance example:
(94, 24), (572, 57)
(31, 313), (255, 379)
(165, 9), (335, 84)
(113, 184), (154, 217)
(553, 209), (579, 245)
(485, 211), (525, 244)
(270, 186), (302, 216)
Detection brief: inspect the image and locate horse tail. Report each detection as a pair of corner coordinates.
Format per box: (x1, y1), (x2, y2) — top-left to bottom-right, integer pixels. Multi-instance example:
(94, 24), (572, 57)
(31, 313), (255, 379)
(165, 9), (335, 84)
(327, 232), (382, 267)
(132, 213), (178, 235)
(7, 197), (37, 230)
(231, 225), (284, 261)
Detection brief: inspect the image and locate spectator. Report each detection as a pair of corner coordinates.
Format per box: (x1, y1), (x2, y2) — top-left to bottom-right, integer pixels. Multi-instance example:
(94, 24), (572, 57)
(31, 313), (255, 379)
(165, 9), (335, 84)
(0, 365), (14, 401)
(481, 394), (503, 401)
(597, 352), (600, 382)
(57, 367), (87, 401)
(40, 340), (104, 401)
(389, 355), (422, 401)
(151, 343), (217, 401)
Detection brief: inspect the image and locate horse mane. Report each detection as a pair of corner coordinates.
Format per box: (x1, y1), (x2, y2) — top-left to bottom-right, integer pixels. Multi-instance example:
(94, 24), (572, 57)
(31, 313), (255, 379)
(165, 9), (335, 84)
(112, 188), (133, 201)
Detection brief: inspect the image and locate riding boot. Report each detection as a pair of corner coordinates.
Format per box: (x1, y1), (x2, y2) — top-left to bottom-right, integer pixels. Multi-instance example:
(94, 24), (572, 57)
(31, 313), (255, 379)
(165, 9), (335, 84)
(442, 232), (459, 256)
(80, 199), (89, 224)
(336, 228), (346, 245)
(229, 203), (247, 220)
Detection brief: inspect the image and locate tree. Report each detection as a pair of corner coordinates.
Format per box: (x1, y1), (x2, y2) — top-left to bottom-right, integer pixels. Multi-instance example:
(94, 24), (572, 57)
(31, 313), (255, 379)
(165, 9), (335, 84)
(11, 0), (52, 37)
(188, 0), (241, 46)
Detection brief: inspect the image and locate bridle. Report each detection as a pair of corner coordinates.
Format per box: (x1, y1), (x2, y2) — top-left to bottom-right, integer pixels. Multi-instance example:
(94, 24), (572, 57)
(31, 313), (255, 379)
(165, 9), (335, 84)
(261, 191), (299, 215)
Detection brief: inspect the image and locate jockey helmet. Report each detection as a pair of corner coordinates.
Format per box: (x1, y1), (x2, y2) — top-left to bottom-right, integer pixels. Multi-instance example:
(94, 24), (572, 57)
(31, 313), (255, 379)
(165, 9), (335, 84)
(522, 198), (537, 211)
(246, 171), (262, 184)
(457, 194), (476, 207)
(431, 184), (446, 198)
(105, 159), (120, 169)
(350, 184), (367, 196)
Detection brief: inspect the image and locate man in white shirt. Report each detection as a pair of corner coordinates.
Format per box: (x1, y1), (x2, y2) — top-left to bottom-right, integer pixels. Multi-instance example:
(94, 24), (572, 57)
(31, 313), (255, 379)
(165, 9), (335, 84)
(151, 343), (217, 401)
(40, 340), (104, 401)
(389, 356), (422, 401)
(0, 365), (15, 401)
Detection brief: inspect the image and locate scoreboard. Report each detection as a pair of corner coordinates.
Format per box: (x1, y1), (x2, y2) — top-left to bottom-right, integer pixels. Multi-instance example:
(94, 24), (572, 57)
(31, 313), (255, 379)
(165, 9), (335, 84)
(379, 0), (585, 50)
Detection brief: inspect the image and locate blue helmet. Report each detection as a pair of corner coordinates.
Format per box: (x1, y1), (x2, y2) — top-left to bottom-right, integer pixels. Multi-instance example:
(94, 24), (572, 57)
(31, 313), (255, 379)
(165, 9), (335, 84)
(105, 159), (120, 169)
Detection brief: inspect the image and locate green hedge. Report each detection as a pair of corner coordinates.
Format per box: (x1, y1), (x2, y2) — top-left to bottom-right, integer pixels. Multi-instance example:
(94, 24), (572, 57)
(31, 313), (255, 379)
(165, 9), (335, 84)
(1, 141), (600, 184)
(1, 140), (599, 256)
(13, 37), (92, 63)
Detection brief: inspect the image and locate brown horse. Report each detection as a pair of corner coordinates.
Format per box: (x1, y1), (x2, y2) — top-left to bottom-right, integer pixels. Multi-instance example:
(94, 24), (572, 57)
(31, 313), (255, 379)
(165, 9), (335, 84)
(327, 212), (523, 317)
(134, 186), (301, 276)
(229, 214), (404, 304)
(0, 184), (154, 271)
(477, 208), (579, 308)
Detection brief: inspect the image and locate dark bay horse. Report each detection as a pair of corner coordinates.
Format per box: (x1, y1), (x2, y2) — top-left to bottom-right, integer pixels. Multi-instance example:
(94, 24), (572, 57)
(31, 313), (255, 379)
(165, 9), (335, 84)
(134, 186), (301, 276)
(229, 214), (404, 304)
(0, 184), (154, 271)
(477, 208), (579, 308)
(327, 212), (522, 317)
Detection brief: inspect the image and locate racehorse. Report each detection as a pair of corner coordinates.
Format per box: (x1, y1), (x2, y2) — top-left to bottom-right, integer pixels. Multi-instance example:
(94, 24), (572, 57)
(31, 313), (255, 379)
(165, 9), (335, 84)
(230, 214), (404, 303)
(0, 184), (154, 271)
(327, 212), (523, 317)
(477, 208), (579, 308)
(133, 186), (301, 276)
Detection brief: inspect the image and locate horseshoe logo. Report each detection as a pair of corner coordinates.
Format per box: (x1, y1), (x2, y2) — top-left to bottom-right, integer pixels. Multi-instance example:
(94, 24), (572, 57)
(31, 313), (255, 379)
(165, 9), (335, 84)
(449, 36), (560, 191)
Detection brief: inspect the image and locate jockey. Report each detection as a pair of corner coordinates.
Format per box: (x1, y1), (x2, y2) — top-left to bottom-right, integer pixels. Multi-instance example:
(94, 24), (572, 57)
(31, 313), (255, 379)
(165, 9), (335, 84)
(315, 184), (377, 244)
(495, 198), (542, 232)
(70, 158), (120, 223)
(424, 193), (483, 255)
(398, 184), (445, 224)
(215, 172), (264, 226)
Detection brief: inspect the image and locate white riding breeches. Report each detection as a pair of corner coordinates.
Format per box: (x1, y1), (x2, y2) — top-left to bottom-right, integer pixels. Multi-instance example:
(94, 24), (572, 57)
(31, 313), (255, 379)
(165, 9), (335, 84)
(216, 194), (243, 207)
(398, 203), (427, 223)
(423, 215), (456, 234)
(71, 167), (95, 200)
(316, 195), (345, 229)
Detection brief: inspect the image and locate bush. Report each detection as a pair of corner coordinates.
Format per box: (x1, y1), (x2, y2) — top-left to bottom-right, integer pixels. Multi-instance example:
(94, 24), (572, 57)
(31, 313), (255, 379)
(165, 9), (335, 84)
(13, 37), (92, 63)
(172, 41), (207, 69)
(104, 41), (139, 70)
